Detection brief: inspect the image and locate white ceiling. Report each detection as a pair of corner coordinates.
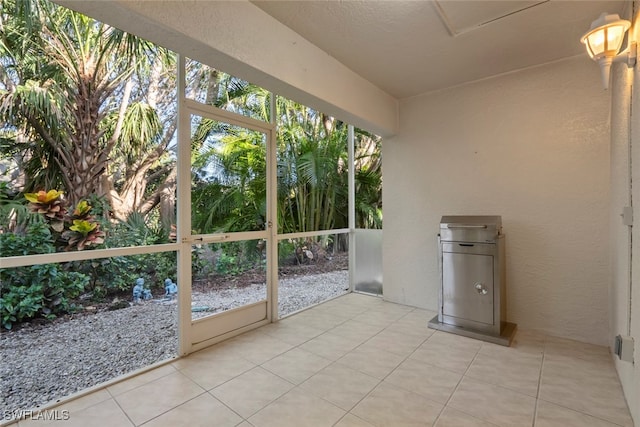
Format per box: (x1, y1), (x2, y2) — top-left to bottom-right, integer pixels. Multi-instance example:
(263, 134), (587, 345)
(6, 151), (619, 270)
(252, 0), (627, 99)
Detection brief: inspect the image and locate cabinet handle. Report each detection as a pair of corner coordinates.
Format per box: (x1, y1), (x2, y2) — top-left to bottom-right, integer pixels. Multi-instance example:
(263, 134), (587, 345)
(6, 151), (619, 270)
(474, 282), (488, 295)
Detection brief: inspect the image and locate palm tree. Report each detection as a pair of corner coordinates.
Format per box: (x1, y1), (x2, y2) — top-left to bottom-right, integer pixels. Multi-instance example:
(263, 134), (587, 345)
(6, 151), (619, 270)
(275, 97), (349, 233)
(188, 91), (382, 235)
(191, 123), (267, 234)
(187, 59), (270, 234)
(354, 129), (383, 229)
(0, 0), (175, 221)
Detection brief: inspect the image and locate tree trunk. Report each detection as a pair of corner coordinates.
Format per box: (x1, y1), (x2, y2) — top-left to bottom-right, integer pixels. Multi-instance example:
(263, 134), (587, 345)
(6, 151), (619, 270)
(65, 76), (109, 207)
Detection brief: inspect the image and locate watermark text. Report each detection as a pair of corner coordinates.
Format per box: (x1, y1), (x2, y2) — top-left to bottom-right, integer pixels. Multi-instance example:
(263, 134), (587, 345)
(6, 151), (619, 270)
(2, 409), (70, 421)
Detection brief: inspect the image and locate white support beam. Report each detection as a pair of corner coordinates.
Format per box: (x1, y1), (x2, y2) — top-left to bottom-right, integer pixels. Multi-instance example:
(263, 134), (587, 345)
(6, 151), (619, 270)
(176, 55), (192, 356)
(348, 125), (356, 292)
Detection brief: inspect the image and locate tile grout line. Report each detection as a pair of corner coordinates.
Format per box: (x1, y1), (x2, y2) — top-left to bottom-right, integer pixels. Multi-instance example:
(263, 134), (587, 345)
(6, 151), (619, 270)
(298, 307), (435, 425)
(431, 337), (485, 426)
(347, 326), (443, 424)
(107, 364), (179, 400)
(203, 390), (247, 426)
(110, 396), (137, 427)
(422, 331), (456, 426)
(235, 304), (382, 425)
(103, 387), (138, 427)
(132, 391), (212, 427)
(534, 334), (630, 427)
(187, 301), (622, 426)
(71, 294), (631, 427)
(531, 334), (549, 427)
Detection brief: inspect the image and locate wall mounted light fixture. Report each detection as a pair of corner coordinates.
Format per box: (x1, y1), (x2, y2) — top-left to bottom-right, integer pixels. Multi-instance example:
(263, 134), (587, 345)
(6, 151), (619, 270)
(581, 12), (636, 90)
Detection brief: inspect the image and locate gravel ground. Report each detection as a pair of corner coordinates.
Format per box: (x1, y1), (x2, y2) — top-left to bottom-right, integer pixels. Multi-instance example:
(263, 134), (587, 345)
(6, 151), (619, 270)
(0, 270), (348, 415)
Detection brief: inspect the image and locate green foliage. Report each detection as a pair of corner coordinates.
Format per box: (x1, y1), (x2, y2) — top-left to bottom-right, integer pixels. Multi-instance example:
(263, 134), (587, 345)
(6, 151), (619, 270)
(0, 200), (178, 329)
(107, 211), (169, 247)
(0, 182), (35, 232)
(215, 253), (243, 276)
(0, 264), (88, 330)
(354, 129), (383, 229)
(1, 0), (177, 226)
(0, 223), (90, 329)
(213, 241), (263, 276)
(278, 240), (297, 264)
(69, 219), (97, 235)
(70, 251), (176, 298)
(187, 70), (382, 236)
(191, 121), (267, 234)
(0, 0), (384, 329)
(355, 167), (383, 229)
(23, 190), (105, 250)
(191, 245), (211, 277)
(69, 213), (177, 297)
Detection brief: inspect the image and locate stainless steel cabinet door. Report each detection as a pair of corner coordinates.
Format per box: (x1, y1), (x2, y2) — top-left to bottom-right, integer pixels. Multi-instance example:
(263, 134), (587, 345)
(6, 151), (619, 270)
(442, 252), (494, 325)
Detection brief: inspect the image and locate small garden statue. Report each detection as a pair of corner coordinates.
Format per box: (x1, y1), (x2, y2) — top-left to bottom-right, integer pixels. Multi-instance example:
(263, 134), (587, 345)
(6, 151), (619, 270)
(164, 278), (178, 300)
(132, 277), (152, 303)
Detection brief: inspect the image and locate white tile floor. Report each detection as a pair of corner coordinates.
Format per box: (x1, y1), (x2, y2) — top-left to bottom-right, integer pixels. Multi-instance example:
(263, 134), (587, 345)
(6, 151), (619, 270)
(16, 293), (634, 427)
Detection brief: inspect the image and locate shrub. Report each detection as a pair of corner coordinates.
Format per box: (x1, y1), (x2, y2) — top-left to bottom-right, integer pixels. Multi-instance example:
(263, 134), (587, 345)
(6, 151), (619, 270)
(23, 190), (105, 251)
(214, 241), (264, 276)
(71, 251), (177, 299)
(68, 216), (177, 299)
(0, 223), (90, 329)
(106, 216), (176, 293)
(215, 252), (242, 276)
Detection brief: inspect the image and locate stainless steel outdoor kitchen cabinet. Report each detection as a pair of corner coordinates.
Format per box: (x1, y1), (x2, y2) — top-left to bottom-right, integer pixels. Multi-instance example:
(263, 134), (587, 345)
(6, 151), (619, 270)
(428, 215), (517, 346)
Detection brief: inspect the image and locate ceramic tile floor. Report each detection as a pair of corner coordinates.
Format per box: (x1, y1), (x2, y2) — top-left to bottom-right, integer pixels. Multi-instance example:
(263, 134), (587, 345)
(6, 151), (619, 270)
(16, 293), (634, 427)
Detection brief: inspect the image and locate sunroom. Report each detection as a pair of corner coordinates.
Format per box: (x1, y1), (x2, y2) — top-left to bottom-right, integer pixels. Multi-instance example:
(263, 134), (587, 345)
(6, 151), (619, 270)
(1, 1), (639, 426)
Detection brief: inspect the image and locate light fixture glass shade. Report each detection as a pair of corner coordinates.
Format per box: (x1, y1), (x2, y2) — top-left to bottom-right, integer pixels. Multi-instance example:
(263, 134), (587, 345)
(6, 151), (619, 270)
(581, 13), (631, 60)
(580, 13), (632, 89)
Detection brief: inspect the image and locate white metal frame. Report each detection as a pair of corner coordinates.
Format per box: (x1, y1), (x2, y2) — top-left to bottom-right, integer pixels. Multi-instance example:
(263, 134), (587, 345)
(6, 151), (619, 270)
(348, 124), (356, 293)
(177, 56), (277, 353)
(0, 56), (361, 358)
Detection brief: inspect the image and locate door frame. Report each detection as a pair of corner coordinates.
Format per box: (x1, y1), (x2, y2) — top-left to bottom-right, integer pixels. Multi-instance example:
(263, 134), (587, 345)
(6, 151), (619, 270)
(176, 56), (278, 354)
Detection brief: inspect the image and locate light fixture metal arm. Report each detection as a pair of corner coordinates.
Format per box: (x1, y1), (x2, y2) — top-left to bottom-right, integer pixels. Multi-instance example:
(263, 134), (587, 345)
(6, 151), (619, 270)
(614, 41), (637, 67)
(599, 43), (636, 90)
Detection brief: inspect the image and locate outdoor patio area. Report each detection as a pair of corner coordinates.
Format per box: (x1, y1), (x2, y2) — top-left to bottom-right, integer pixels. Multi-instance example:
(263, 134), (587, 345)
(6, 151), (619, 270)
(13, 292), (633, 427)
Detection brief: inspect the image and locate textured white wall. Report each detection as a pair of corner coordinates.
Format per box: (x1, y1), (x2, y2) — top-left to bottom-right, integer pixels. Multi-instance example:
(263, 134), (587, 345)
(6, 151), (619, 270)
(611, 2), (640, 424)
(383, 56), (611, 345)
